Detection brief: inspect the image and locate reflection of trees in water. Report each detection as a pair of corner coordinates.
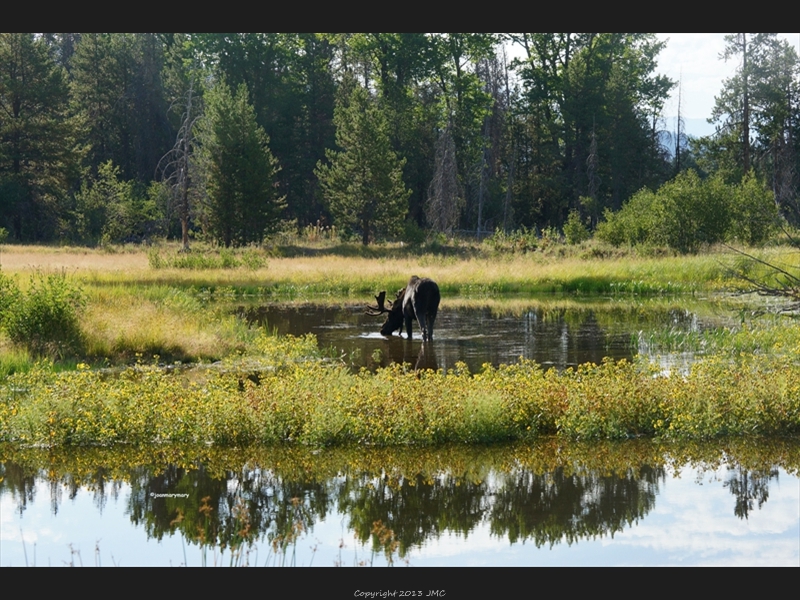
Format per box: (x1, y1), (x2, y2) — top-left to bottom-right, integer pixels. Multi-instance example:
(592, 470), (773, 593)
(2, 440), (794, 558)
(0, 462), (36, 516)
(126, 464), (333, 556)
(0, 461), (122, 517)
(336, 471), (488, 556)
(489, 466), (663, 547)
(724, 465), (779, 520)
(110, 464), (667, 557)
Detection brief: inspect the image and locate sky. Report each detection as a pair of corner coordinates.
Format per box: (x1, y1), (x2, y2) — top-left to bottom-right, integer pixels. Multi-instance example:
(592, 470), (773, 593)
(655, 33), (800, 137)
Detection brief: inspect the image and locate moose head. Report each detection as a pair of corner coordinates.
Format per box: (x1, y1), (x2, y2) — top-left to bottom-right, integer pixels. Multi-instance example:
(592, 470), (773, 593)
(366, 276), (440, 341)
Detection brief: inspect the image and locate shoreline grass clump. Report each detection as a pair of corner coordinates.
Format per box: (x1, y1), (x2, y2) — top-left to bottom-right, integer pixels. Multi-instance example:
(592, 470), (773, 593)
(2, 326), (799, 447)
(0, 270), (85, 359)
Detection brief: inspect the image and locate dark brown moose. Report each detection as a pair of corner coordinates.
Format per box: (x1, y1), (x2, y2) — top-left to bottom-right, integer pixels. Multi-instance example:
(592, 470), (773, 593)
(366, 276), (440, 342)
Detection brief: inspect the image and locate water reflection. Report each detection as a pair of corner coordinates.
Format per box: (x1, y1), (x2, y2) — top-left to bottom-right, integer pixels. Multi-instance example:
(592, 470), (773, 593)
(236, 302), (731, 373)
(2, 439), (798, 565)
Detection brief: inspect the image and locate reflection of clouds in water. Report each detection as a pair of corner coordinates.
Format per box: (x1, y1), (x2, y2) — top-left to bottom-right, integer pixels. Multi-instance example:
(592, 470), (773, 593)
(2, 463), (797, 567)
(607, 466), (800, 566)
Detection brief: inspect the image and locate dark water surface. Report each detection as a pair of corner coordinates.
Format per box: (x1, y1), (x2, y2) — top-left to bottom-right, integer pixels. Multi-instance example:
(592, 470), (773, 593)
(2, 440), (798, 566)
(237, 299), (729, 372)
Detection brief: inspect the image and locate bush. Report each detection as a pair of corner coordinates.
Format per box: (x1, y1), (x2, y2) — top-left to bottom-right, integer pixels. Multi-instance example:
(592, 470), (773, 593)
(3, 271), (85, 358)
(597, 170), (774, 253)
(0, 270), (21, 320)
(564, 210), (591, 245)
(728, 172), (778, 246)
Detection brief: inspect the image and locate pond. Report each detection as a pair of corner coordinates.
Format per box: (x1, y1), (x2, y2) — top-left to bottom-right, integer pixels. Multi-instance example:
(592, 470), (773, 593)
(2, 440), (798, 567)
(4, 296), (796, 570)
(236, 297), (736, 373)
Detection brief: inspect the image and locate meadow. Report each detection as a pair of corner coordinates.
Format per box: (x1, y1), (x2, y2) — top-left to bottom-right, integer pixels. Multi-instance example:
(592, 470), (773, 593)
(1, 240), (799, 445)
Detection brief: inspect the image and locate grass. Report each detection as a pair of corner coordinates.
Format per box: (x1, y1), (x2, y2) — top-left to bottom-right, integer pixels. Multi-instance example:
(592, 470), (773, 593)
(0, 240), (747, 295)
(1, 241), (798, 446)
(1, 319), (799, 446)
(0, 240), (754, 368)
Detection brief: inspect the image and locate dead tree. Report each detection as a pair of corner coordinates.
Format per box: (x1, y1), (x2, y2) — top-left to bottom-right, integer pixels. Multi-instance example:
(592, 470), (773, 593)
(725, 230), (800, 311)
(157, 79), (201, 252)
(426, 123), (463, 237)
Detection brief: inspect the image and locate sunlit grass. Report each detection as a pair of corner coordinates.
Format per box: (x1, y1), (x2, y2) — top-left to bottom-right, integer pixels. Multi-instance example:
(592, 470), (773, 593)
(2, 320), (798, 447)
(80, 285), (256, 364)
(0, 341), (33, 378)
(1, 242), (760, 299)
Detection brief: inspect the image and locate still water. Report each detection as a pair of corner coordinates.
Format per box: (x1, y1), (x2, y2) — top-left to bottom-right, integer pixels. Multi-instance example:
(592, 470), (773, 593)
(237, 299), (730, 373)
(3, 299), (796, 567)
(2, 441), (798, 567)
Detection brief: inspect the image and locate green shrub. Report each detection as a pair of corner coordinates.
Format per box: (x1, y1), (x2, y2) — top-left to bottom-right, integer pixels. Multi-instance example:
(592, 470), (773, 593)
(0, 270), (21, 322)
(728, 172), (778, 245)
(597, 170), (769, 253)
(3, 271), (85, 358)
(564, 210), (591, 245)
(72, 161), (161, 244)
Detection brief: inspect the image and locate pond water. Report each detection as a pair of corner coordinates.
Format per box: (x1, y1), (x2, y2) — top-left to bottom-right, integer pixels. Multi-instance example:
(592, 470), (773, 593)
(236, 298), (733, 373)
(2, 441), (798, 567)
(5, 297), (795, 569)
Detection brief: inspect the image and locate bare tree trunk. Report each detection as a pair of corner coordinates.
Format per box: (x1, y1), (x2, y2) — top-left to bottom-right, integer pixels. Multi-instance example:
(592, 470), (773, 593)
(426, 124), (463, 236)
(742, 33), (751, 173)
(157, 79), (200, 252)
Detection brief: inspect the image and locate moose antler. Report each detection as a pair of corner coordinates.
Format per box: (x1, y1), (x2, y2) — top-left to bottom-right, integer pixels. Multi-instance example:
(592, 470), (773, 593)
(365, 291), (389, 316)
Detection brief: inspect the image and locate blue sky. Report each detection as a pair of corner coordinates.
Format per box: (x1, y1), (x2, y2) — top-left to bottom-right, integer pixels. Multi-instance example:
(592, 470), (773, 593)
(655, 33), (800, 137)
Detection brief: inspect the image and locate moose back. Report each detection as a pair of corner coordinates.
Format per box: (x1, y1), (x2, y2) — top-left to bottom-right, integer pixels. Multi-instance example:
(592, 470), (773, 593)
(366, 276), (440, 342)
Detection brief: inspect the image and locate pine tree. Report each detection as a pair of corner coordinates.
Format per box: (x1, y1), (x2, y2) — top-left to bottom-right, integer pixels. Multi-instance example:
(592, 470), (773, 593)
(316, 82), (410, 245)
(0, 33), (76, 241)
(197, 81), (283, 247)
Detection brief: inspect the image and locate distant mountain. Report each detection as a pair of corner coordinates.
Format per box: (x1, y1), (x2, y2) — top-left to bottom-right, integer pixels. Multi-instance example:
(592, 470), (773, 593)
(683, 118), (716, 138)
(658, 117), (718, 157)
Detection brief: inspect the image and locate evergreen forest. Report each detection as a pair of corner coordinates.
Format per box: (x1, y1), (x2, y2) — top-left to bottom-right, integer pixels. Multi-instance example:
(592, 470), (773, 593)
(1, 33), (798, 250)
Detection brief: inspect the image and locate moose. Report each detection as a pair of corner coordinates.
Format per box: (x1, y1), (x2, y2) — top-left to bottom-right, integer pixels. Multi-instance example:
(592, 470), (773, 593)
(366, 276), (440, 342)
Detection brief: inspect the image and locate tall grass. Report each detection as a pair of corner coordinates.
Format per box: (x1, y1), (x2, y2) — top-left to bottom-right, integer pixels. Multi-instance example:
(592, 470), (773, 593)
(1, 242), (744, 298)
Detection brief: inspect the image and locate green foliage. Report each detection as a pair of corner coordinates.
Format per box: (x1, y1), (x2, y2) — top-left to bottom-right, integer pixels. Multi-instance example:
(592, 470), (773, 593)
(728, 172), (779, 245)
(72, 161), (160, 244)
(511, 34), (675, 230)
(0, 33), (77, 242)
(197, 81), (284, 247)
(598, 170), (776, 253)
(563, 210), (591, 245)
(70, 34), (171, 184)
(0, 270), (21, 321)
(316, 81), (410, 245)
(3, 318), (799, 446)
(2, 271), (84, 359)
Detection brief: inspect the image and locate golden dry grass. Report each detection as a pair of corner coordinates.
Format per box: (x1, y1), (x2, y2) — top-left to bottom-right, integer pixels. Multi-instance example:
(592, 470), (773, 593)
(0, 245), (148, 275)
(0, 245), (732, 292)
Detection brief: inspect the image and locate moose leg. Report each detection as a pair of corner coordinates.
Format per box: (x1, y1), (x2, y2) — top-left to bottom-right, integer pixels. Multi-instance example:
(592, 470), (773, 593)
(426, 312), (435, 342)
(414, 302), (432, 341)
(405, 314), (414, 340)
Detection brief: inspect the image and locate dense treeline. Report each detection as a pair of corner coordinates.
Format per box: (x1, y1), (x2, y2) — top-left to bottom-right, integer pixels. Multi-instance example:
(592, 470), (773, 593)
(1, 33), (798, 249)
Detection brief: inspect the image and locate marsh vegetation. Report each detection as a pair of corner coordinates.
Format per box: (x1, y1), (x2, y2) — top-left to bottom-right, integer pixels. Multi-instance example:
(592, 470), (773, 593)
(1, 241), (799, 446)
